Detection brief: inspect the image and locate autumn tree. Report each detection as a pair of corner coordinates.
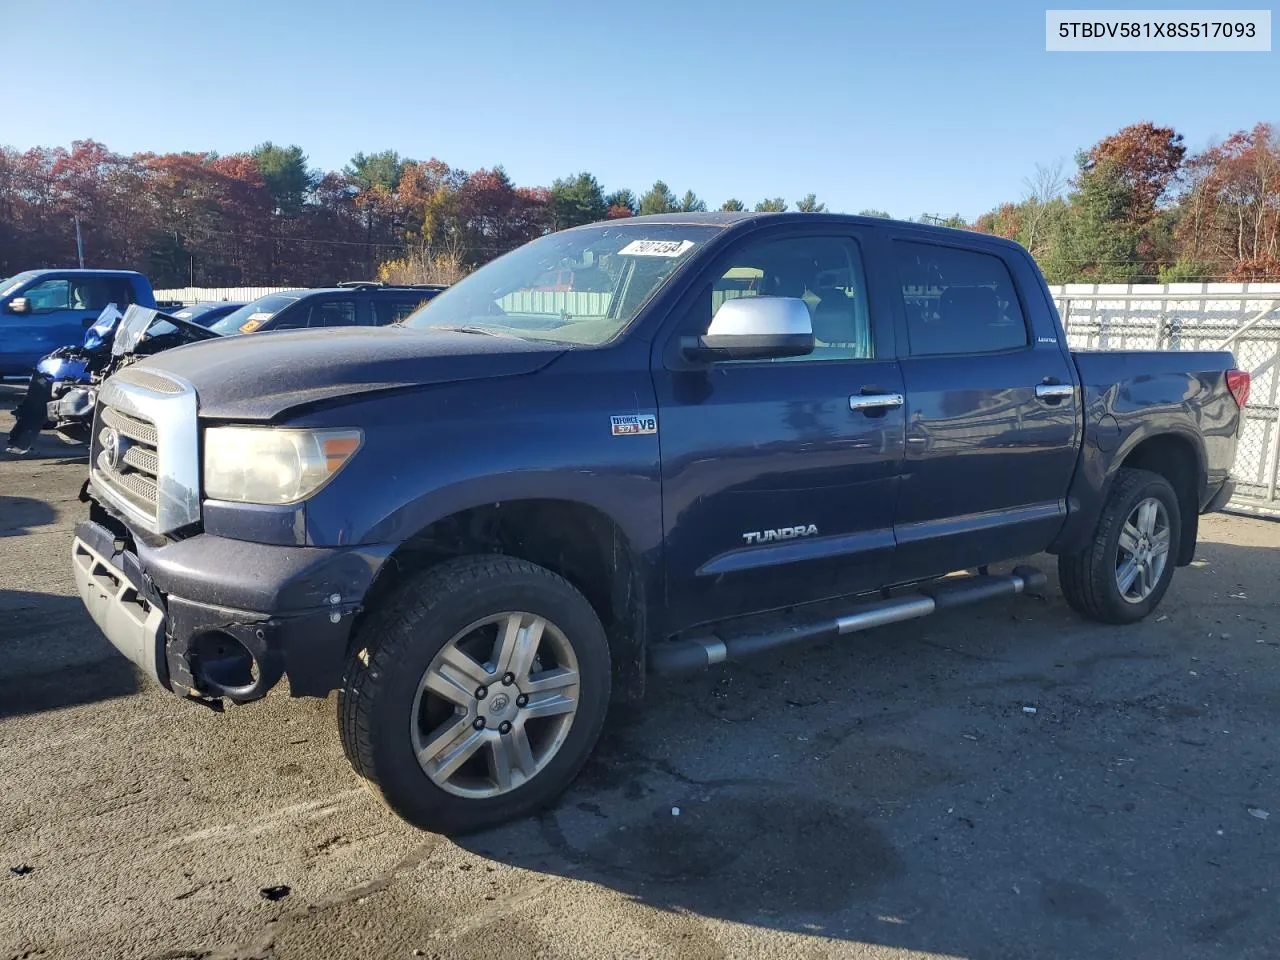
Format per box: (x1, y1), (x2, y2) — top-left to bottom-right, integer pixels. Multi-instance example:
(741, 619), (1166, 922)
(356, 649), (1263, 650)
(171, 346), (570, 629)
(343, 150), (415, 276)
(1083, 123), (1185, 227)
(399, 158), (466, 250)
(451, 167), (549, 263)
(603, 189), (637, 218)
(1177, 124), (1280, 279)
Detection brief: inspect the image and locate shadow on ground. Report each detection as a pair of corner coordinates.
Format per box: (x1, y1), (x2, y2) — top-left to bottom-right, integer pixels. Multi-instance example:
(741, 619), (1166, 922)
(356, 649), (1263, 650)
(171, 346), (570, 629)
(0, 588), (138, 718)
(449, 541), (1280, 959)
(0, 495), (58, 537)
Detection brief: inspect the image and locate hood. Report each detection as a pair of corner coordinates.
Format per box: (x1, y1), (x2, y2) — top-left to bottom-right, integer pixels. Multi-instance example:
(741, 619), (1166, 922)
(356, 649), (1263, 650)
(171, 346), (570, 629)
(131, 325), (566, 420)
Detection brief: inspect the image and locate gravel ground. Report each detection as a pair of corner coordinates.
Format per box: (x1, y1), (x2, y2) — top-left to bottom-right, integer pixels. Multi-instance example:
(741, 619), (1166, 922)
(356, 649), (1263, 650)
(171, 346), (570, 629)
(1, 382), (1278, 960)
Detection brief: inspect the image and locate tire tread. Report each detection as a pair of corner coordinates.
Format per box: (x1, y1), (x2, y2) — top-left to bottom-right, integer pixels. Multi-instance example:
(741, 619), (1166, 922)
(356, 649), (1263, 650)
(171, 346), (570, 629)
(1058, 467), (1178, 625)
(337, 554), (607, 832)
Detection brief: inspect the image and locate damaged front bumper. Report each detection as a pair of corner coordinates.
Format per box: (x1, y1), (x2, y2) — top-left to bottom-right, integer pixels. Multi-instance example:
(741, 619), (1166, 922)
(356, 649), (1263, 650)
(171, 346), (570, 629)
(71, 517), (393, 705)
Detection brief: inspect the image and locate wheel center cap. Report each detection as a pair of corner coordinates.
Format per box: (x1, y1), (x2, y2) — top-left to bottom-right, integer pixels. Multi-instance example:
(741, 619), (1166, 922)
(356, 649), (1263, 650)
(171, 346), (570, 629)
(482, 689), (522, 724)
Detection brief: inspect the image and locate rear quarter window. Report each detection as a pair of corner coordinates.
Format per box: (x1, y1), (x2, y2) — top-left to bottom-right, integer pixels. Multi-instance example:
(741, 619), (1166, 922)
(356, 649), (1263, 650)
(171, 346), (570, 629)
(893, 241), (1028, 356)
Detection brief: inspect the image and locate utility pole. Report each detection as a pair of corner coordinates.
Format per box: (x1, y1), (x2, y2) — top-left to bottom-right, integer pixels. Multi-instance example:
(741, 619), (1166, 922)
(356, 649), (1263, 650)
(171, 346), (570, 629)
(74, 216), (85, 268)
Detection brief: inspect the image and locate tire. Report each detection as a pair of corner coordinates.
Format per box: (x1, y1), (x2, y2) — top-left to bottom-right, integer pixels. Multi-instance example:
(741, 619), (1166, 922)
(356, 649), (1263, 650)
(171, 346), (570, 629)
(1058, 467), (1181, 625)
(338, 555), (611, 834)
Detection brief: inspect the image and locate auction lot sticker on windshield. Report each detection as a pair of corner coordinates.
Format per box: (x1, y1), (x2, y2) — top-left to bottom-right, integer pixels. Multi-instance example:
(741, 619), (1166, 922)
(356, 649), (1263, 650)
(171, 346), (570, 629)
(239, 311), (273, 334)
(618, 239), (695, 257)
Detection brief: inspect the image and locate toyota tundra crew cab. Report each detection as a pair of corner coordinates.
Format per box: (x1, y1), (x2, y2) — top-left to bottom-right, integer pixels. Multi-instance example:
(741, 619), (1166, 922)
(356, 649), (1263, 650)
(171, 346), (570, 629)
(71, 213), (1250, 834)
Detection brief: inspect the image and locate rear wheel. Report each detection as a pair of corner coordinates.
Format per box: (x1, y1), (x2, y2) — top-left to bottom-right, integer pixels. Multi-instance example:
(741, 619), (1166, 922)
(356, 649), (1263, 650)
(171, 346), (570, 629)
(338, 555), (611, 834)
(1058, 468), (1180, 624)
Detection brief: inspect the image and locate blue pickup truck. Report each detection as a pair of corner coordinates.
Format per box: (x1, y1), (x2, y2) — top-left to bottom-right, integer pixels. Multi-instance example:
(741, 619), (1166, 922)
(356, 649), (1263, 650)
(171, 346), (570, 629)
(70, 213), (1249, 834)
(0, 269), (158, 375)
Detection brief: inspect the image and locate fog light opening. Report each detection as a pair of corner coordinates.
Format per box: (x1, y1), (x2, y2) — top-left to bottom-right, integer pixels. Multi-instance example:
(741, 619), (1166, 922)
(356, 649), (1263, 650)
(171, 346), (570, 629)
(191, 631), (259, 692)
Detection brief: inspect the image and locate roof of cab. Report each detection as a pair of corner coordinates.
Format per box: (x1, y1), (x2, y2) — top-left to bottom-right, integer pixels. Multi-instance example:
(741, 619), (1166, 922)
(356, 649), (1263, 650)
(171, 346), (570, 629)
(565, 211), (1028, 255)
(565, 209), (1024, 253)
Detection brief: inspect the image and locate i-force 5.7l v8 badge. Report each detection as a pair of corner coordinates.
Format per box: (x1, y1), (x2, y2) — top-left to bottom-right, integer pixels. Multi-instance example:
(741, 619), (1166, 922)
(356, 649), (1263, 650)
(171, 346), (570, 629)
(611, 414), (658, 436)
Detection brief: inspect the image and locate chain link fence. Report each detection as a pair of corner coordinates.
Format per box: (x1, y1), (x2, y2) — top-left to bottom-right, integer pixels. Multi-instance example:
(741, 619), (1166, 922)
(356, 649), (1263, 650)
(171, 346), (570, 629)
(1053, 283), (1280, 518)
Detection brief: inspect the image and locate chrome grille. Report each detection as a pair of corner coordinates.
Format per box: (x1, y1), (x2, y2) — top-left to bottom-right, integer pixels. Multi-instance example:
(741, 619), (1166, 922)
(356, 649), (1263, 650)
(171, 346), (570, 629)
(100, 405), (159, 445)
(93, 404), (161, 520)
(121, 444), (158, 476)
(92, 373), (201, 535)
(112, 367), (184, 395)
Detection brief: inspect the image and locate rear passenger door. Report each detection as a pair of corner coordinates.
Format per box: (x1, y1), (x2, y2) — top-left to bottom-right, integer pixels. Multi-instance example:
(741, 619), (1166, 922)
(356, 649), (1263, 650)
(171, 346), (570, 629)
(886, 235), (1079, 581)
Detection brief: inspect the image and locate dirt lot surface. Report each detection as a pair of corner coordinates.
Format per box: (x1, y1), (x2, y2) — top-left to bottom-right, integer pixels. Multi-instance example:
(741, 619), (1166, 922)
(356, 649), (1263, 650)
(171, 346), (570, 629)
(1, 383), (1278, 960)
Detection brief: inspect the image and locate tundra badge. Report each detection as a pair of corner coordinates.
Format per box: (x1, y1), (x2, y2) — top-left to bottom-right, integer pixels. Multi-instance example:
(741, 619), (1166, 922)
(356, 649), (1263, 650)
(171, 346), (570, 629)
(742, 524), (819, 545)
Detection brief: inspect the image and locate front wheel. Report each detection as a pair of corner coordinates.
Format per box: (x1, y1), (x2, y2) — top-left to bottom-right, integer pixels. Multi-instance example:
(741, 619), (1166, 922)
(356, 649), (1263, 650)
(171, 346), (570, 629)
(338, 555), (611, 834)
(1058, 467), (1181, 625)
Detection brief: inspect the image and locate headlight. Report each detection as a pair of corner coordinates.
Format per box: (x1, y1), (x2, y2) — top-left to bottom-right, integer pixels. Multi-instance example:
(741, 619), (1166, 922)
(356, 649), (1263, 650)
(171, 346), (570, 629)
(203, 426), (362, 505)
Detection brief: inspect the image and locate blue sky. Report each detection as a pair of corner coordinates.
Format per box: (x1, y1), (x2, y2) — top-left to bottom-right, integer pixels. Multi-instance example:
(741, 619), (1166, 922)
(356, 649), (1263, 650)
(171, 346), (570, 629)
(3, 0), (1275, 220)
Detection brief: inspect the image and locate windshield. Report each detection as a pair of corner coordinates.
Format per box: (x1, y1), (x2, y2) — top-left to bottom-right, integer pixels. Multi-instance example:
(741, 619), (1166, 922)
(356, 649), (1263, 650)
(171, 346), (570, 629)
(171, 301), (242, 324)
(0, 271), (35, 298)
(208, 293), (302, 336)
(400, 224), (721, 345)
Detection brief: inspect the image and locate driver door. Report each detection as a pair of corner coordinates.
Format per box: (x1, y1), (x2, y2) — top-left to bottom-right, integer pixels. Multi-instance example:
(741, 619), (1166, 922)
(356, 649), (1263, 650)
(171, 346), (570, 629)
(653, 227), (906, 633)
(0, 276), (92, 370)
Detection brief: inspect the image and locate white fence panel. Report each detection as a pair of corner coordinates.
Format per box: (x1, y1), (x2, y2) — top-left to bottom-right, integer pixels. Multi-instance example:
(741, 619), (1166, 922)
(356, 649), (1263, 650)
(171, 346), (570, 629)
(1051, 283), (1280, 517)
(154, 286), (297, 303)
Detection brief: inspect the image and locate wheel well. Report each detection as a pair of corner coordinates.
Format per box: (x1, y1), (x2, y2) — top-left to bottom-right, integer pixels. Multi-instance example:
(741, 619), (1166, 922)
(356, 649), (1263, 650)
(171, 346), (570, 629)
(1119, 434), (1201, 565)
(357, 500), (647, 702)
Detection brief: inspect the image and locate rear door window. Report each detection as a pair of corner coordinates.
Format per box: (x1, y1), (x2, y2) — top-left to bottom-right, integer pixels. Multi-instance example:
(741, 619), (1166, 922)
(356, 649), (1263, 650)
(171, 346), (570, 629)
(305, 298), (358, 328)
(374, 296), (433, 326)
(273, 297), (359, 330)
(103, 277), (138, 307)
(893, 241), (1028, 356)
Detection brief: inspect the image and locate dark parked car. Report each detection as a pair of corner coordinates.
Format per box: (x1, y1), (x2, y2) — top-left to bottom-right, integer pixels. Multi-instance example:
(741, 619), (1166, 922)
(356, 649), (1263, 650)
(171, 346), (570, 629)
(168, 301), (245, 327)
(206, 283), (447, 336)
(71, 213), (1248, 835)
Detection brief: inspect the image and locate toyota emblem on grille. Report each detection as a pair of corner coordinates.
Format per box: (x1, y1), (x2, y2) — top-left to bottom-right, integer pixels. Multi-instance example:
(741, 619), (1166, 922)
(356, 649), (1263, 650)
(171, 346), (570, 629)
(102, 427), (121, 469)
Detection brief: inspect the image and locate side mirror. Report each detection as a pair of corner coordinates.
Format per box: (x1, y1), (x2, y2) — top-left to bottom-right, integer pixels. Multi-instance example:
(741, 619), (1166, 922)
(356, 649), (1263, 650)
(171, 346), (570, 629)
(682, 296), (815, 362)
(7, 297), (29, 314)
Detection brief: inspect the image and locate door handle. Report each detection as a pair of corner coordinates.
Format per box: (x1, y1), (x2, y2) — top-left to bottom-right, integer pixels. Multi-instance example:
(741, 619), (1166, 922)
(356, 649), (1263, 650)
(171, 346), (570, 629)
(1034, 383), (1074, 401)
(849, 392), (904, 412)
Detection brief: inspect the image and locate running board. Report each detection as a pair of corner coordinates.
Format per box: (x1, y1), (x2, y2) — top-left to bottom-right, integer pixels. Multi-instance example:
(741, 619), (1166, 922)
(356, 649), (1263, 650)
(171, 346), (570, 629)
(648, 565), (1047, 676)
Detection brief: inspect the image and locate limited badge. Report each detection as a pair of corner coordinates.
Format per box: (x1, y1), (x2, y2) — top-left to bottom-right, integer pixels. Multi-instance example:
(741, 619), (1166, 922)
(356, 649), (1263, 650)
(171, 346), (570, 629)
(611, 414), (657, 436)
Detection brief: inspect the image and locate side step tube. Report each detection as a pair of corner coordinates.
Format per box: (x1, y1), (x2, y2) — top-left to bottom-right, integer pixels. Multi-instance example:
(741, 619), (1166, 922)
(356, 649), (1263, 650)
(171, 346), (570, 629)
(649, 565), (1047, 676)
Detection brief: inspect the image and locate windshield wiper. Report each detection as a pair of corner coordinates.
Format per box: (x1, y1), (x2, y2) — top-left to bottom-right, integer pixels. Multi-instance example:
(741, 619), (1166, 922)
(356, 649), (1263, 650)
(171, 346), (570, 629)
(428, 324), (519, 339)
